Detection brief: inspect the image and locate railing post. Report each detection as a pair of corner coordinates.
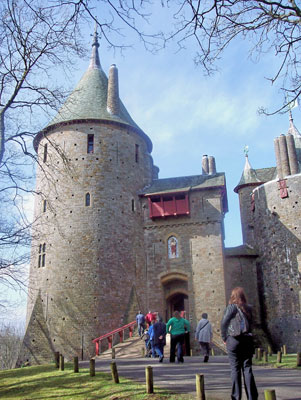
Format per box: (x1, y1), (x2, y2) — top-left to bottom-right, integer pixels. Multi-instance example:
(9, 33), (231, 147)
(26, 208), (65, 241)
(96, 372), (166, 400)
(264, 389), (276, 400)
(95, 341), (99, 356)
(196, 374), (205, 400)
(129, 326), (133, 338)
(145, 366), (153, 394)
(296, 352), (301, 367)
(119, 331), (123, 343)
(108, 336), (112, 349)
(90, 359), (95, 377)
(277, 351), (282, 363)
(74, 356), (79, 373)
(59, 354), (64, 371)
(111, 361), (119, 383)
(54, 352), (60, 368)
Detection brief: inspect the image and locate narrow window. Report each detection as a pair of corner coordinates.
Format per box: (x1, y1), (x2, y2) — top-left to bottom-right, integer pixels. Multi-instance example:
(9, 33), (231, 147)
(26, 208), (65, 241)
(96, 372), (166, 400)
(135, 144), (139, 163)
(38, 244), (42, 267)
(131, 199), (135, 212)
(43, 143), (48, 163)
(87, 134), (94, 153)
(43, 200), (47, 212)
(85, 193), (91, 207)
(42, 243), (46, 267)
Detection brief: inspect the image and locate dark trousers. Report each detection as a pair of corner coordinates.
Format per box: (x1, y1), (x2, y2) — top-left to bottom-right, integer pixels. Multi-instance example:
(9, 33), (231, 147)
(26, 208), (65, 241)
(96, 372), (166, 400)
(226, 335), (258, 400)
(170, 334), (185, 362)
(199, 341), (210, 357)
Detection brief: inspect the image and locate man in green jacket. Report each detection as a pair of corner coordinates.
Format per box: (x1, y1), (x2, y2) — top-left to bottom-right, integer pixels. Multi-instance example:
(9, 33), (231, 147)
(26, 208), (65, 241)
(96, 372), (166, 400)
(166, 310), (190, 363)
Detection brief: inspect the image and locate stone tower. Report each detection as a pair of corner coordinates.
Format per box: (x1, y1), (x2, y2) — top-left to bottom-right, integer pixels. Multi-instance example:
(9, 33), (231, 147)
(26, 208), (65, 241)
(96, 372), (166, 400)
(20, 30), (156, 362)
(232, 114), (301, 352)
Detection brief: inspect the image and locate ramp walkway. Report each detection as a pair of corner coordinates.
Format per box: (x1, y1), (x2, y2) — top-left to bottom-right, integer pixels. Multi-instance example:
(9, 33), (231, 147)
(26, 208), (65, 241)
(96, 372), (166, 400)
(90, 326), (301, 399)
(82, 355), (301, 400)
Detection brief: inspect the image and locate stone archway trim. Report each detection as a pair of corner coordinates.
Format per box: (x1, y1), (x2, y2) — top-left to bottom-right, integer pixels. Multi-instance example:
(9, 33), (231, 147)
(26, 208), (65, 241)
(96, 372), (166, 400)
(160, 272), (188, 285)
(165, 288), (189, 301)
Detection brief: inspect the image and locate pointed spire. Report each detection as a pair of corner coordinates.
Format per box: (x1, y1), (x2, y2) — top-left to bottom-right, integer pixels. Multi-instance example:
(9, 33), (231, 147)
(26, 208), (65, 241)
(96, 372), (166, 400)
(242, 154), (260, 183)
(234, 150), (261, 192)
(89, 22), (101, 70)
(287, 109), (301, 137)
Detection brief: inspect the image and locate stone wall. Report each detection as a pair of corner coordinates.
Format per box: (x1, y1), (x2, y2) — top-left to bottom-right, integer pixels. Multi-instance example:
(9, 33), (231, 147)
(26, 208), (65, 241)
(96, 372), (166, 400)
(142, 188), (227, 347)
(25, 121), (154, 361)
(252, 175), (301, 351)
(224, 251), (260, 325)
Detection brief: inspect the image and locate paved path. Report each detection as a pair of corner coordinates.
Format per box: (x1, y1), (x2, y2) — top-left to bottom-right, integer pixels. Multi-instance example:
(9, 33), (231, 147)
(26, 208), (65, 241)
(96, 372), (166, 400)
(81, 355), (301, 400)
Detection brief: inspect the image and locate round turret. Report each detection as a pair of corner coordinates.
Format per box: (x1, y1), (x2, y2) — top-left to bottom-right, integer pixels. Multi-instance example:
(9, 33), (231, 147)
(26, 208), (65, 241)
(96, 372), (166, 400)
(26, 32), (154, 360)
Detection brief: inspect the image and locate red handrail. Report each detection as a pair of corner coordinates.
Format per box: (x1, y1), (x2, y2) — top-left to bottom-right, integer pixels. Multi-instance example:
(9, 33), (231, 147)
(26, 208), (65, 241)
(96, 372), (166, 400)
(92, 321), (136, 356)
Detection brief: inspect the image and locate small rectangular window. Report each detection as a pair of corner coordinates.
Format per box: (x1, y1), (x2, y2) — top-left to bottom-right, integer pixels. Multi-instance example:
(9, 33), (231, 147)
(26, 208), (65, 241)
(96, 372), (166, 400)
(85, 193), (91, 206)
(135, 144), (139, 163)
(87, 134), (94, 153)
(43, 200), (47, 212)
(38, 243), (46, 267)
(43, 143), (48, 163)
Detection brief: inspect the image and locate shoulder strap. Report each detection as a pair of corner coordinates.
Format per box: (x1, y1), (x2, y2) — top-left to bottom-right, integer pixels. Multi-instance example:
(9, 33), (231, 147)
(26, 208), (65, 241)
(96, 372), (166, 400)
(198, 320), (209, 333)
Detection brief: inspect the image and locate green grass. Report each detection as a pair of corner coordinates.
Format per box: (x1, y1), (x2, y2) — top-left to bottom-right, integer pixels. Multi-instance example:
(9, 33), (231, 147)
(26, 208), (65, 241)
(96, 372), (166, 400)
(253, 353), (301, 369)
(0, 363), (195, 400)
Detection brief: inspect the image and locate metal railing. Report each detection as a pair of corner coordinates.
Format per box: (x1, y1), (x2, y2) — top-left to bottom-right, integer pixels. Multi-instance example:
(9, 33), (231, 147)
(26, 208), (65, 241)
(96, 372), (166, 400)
(92, 321), (136, 356)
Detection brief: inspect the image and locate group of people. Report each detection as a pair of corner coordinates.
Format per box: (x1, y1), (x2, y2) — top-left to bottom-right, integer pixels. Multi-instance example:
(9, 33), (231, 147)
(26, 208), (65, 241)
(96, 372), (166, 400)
(136, 286), (258, 400)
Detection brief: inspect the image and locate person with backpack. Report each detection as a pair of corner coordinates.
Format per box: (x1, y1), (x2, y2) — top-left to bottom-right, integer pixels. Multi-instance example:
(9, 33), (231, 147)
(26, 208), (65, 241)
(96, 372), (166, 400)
(221, 287), (258, 400)
(195, 312), (212, 362)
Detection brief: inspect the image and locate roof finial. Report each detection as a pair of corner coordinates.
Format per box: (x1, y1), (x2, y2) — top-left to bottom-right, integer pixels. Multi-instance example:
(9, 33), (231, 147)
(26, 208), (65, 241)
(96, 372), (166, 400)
(89, 20), (101, 70)
(244, 145), (249, 157)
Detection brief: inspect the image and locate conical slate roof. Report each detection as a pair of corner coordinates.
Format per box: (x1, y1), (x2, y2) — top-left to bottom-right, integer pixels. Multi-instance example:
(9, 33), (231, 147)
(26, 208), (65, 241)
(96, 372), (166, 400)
(47, 57), (138, 130)
(34, 29), (152, 152)
(234, 155), (262, 193)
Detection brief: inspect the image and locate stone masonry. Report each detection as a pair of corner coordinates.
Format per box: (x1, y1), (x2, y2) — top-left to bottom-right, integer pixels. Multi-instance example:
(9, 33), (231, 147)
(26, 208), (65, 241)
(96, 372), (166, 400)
(18, 31), (301, 365)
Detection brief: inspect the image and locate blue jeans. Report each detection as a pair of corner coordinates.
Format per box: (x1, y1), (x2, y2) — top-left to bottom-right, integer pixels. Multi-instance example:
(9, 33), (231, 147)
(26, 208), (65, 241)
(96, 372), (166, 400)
(138, 323), (144, 337)
(150, 339), (156, 357)
(154, 343), (164, 357)
(226, 335), (258, 400)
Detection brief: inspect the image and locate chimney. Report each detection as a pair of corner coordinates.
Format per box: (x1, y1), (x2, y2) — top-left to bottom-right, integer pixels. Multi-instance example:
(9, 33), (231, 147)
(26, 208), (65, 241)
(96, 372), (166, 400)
(278, 134), (291, 177)
(202, 155), (209, 174)
(286, 133), (299, 175)
(107, 64), (120, 115)
(274, 137), (283, 179)
(208, 156), (216, 175)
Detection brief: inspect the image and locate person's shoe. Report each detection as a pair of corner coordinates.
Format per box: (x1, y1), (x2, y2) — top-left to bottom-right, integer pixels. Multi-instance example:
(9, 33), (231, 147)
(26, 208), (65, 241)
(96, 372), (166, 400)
(177, 358), (184, 363)
(159, 356), (164, 363)
(204, 356), (209, 363)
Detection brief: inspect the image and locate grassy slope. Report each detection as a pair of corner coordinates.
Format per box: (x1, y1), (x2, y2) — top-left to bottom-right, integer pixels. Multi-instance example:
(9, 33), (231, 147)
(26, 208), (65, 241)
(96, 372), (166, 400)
(253, 354), (301, 369)
(0, 363), (195, 400)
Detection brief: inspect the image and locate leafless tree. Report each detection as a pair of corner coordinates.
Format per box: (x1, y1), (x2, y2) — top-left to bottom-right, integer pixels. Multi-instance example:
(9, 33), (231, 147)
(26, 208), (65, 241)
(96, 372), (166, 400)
(3, 0), (300, 307)
(0, 0), (159, 304)
(0, 324), (23, 369)
(160, 0), (301, 113)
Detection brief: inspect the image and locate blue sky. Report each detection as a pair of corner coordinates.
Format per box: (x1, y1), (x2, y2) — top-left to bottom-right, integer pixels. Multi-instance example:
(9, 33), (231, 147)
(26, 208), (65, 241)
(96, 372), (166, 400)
(3, 3), (301, 327)
(82, 25), (300, 248)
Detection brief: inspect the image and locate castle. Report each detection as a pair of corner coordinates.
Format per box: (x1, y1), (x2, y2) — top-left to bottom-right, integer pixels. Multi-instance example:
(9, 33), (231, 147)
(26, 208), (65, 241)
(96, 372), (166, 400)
(18, 31), (301, 364)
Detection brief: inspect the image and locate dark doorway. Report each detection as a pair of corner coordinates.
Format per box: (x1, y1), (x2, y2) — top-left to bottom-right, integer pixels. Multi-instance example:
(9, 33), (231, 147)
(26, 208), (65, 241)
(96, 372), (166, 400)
(166, 293), (188, 321)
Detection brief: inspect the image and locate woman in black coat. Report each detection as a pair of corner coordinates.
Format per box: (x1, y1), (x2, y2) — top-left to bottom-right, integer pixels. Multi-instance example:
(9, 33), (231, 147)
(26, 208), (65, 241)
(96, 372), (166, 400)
(221, 287), (258, 400)
(153, 316), (166, 362)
